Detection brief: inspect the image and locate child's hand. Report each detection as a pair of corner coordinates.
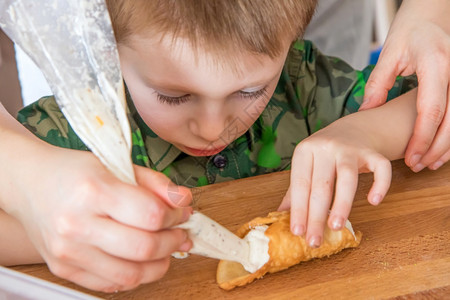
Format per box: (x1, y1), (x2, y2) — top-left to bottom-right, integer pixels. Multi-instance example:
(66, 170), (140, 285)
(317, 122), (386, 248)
(278, 118), (391, 248)
(8, 146), (192, 292)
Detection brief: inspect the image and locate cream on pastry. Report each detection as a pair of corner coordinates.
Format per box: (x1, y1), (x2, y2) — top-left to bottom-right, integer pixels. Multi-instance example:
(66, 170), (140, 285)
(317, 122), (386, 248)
(216, 211), (362, 290)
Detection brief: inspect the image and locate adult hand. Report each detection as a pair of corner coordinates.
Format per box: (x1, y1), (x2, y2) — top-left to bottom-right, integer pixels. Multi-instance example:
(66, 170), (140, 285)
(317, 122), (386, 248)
(360, 0), (450, 172)
(5, 143), (192, 293)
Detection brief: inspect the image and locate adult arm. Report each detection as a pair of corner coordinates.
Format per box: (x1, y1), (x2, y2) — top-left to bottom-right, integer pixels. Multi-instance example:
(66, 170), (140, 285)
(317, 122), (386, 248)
(0, 103), (192, 292)
(361, 0), (450, 172)
(0, 209), (43, 265)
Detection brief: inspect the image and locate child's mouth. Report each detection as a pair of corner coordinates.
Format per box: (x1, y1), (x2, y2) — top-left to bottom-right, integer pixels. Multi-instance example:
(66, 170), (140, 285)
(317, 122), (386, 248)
(184, 145), (227, 156)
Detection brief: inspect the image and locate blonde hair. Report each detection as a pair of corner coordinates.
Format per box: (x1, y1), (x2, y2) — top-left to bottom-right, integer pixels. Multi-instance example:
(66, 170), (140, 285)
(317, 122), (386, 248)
(107, 0), (316, 60)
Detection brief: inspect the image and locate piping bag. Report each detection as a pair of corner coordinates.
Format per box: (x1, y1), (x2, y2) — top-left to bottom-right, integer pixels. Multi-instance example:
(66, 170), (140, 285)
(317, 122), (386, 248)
(0, 0), (253, 269)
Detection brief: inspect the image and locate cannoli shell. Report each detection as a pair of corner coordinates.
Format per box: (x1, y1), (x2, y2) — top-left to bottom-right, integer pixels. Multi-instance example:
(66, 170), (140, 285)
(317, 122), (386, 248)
(216, 211), (362, 290)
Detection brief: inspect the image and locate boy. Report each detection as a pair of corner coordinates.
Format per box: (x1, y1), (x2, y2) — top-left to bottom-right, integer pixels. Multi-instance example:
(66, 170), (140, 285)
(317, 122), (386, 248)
(2, 0), (417, 292)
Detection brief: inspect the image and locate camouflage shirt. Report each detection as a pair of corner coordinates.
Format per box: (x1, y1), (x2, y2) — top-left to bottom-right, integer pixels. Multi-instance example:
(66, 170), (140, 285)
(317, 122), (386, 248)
(17, 40), (417, 188)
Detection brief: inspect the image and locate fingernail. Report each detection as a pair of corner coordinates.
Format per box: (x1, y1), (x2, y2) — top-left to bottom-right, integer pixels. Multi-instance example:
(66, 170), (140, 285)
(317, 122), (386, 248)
(360, 89), (375, 109)
(182, 208), (193, 222)
(179, 240), (192, 252)
(292, 224), (305, 236)
(371, 194), (383, 206)
(409, 154), (421, 167)
(331, 216), (344, 230)
(309, 236), (322, 248)
(412, 163), (425, 173)
(430, 161), (443, 170)
(359, 99), (370, 111)
(167, 183), (188, 206)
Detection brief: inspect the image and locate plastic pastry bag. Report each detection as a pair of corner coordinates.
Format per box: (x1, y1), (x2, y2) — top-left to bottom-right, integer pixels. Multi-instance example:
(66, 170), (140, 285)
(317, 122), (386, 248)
(0, 0), (135, 184)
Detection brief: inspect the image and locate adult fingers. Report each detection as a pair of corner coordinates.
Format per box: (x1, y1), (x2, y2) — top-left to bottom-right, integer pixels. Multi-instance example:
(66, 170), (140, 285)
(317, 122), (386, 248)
(289, 148), (313, 237)
(306, 154), (335, 248)
(82, 218), (190, 261)
(366, 154), (392, 206)
(360, 47), (401, 110)
(405, 66), (448, 170)
(47, 263), (124, 293)
(49, 243), (171, 290)
(328, 157), (359, 231)
(99, 182), (191, 231)
(412, 83), (450, 171)
(134, 165), (193, 208)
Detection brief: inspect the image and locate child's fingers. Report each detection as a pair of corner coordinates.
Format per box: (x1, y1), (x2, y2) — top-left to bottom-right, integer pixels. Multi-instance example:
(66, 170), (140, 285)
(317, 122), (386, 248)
(328, 158), (359, 230)
(289, 149), (313, 236)
(277, 187), (291, 211)
(433, 149), (450, 169)
(306, 154), (336, 248)
(366, 154), (392, 206)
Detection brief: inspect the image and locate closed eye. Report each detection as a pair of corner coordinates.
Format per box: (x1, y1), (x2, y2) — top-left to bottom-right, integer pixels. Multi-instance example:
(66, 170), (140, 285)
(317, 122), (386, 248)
(239, 86), (268, 101)
(155, 93), (191, 105)
(154, 86), (268, 105)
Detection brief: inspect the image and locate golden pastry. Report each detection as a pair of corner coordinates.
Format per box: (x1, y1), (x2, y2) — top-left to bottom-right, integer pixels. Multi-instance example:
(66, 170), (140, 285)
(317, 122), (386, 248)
(216, 211), (362, 290)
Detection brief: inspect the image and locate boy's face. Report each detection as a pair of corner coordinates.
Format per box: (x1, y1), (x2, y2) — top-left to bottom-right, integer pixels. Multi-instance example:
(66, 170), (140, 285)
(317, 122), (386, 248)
(119, 34), (289, 156)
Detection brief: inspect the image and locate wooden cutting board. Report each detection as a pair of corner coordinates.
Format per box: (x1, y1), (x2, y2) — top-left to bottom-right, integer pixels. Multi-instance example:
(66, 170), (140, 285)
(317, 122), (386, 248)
(11, 159), (450, 299)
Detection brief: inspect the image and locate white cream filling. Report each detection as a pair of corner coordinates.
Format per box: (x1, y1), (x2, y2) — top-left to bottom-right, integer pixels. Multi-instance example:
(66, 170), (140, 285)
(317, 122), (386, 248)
(175, 211), (252, 264)
(242, 225), (270, 273)
(344, 219), (357, 240)
(174, 212), (270, 273)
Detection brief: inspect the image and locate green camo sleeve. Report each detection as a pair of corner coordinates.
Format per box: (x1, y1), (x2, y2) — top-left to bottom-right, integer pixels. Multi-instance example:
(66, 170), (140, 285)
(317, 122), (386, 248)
(346, 65), (418, 113)
(289, 40), (417, 134)
(17, 96), (88, 151)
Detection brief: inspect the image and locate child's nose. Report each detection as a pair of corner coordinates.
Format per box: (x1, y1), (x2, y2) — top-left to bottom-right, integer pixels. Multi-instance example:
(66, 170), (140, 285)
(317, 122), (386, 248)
(190, 112), (229, 142)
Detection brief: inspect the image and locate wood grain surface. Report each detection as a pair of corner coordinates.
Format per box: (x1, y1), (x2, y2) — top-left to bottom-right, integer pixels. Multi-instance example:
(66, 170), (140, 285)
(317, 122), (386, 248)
(10, 159), (450, 299)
